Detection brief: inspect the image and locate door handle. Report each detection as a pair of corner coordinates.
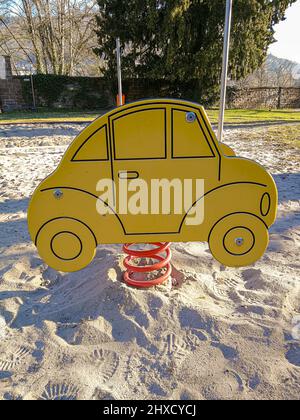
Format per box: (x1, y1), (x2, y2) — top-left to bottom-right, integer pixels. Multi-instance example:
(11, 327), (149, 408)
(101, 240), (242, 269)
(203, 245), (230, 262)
(118, 171), (140, 180)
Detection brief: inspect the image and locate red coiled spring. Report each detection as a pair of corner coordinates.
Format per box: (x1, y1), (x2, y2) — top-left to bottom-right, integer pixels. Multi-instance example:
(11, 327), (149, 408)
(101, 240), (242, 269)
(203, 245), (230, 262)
(123, 242), (172, 288)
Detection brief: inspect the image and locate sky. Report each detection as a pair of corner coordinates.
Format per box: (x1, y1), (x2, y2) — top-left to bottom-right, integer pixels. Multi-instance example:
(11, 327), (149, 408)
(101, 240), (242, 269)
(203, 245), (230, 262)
(268, 0), (300, 63)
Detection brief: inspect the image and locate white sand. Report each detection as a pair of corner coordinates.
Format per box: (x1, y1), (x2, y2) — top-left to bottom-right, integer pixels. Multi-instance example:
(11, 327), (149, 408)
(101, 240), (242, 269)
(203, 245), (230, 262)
(0, 123), (299, 400)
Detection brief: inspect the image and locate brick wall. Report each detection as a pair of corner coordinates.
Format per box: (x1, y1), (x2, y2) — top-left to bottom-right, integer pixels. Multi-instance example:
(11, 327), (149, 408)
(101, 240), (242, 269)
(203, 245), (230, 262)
(0, 79), (25, 112)
(0, 56), (24, 112)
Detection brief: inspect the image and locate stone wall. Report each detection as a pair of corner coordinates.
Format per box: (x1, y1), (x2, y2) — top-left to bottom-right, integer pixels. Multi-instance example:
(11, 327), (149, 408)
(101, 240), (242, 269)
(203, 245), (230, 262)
(228, 87), (300, 109)
(279, 88), (300, 108)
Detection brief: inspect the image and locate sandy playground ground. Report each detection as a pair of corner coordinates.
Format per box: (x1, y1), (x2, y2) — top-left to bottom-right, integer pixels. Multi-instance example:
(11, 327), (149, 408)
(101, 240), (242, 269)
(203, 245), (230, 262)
(0, 122), (299, 400)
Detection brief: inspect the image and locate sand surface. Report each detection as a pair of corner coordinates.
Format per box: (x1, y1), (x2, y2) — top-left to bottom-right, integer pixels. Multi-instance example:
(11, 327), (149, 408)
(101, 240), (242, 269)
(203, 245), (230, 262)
(0, 123), (299, 400)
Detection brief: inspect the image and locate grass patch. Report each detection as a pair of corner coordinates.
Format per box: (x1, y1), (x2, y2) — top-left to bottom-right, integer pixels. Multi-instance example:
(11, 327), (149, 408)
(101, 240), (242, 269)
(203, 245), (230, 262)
(233, 124), (300, 149)
(0, 107), (299, 125)
(265, 125), (300, 148)
(0, 108), (103, 124)
(206, 109), (300, 124)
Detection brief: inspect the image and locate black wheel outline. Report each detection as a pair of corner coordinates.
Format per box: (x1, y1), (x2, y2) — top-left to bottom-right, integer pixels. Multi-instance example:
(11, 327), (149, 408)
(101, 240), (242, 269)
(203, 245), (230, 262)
(222, 226), (255, 257)
(35, 217), (97, 247)
(208, 213), (268, 265)
(208, 212), (268, 244)
(50, 231), (83, 262)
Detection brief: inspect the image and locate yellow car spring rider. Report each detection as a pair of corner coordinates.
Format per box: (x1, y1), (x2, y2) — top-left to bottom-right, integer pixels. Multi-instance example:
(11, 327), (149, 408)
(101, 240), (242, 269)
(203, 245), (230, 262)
(28, 99), (278, 273)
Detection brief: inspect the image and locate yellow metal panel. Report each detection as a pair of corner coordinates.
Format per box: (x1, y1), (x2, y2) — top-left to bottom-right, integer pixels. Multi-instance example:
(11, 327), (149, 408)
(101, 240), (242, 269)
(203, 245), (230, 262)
(220, 143), (236, 157)
(72, 125), (108, 161)
(113, 108), (166, 159)
(172, 109), (214, 158)
(28, 99), (278, 272)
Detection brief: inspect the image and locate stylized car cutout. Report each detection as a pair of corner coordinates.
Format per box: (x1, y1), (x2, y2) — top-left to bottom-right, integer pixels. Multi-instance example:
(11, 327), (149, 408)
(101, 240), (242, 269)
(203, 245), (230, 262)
(28, 99), (278, 272)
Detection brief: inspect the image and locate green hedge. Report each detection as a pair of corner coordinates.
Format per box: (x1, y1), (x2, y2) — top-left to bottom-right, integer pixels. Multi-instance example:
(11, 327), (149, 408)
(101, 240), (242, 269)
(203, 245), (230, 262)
(16, 74), (218, 110)
(16, 74), (114, 109)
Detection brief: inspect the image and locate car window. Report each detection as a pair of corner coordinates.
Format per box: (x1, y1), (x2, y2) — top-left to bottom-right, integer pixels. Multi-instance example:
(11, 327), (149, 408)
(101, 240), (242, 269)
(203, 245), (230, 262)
(113, 109), (166, 160)
(72, 125), (108, 161)
(172, 109), (215, 159)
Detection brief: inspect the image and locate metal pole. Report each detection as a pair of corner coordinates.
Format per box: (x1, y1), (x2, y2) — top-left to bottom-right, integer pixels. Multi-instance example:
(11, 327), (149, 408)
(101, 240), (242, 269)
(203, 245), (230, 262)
(30, 65), (37, 110)
(116, 38), (123, 106)
(217, 0), (233, 142)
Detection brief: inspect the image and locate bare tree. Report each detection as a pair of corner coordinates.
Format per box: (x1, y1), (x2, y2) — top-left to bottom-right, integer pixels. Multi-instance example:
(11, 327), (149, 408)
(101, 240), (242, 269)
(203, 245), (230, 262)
(268, 55), (296, 87)
(0, 0), (101, 75)
(235, 55), (299, 88)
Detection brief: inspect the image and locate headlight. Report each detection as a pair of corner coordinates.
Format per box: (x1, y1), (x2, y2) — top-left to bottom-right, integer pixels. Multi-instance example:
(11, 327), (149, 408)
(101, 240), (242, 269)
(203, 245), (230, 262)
(260, 193), (271, 217)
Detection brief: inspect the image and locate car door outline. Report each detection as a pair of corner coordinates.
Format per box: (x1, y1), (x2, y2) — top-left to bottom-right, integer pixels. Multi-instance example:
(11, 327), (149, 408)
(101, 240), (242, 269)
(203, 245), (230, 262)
(108, 105), (175, 234)
(110, 106), (168, 161)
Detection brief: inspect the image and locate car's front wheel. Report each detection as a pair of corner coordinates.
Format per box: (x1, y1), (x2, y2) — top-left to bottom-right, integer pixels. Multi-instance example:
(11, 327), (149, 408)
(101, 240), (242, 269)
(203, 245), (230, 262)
(36, 218), (97, 272)
(208, 213), (269, 267)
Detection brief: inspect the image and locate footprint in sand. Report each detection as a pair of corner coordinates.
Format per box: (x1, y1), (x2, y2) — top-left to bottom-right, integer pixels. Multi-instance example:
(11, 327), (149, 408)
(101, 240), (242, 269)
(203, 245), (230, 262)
(160, 332), (201, 365)
(161, 333), (188, 364)
(211, 283), (228, 299)
(223, 278), (240, 288)
(123, 353), (148, 395)
(202, 369), (244, 400)
(224, 370), (245, 392)
(124, 353), (140, 381)
(237, 290), (264, 306)
(39, 382), (80, 400)
(123, 352), (173, 398)
(211, 276), (240, 300)
(89, 348), (120, 383)
(0, 346), (31, 371)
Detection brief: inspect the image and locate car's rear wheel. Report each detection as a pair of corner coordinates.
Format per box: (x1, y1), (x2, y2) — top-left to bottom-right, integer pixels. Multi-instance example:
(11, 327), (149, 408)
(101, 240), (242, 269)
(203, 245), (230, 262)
(36, 218), (97, 272)
(208, 213), (269, 267)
